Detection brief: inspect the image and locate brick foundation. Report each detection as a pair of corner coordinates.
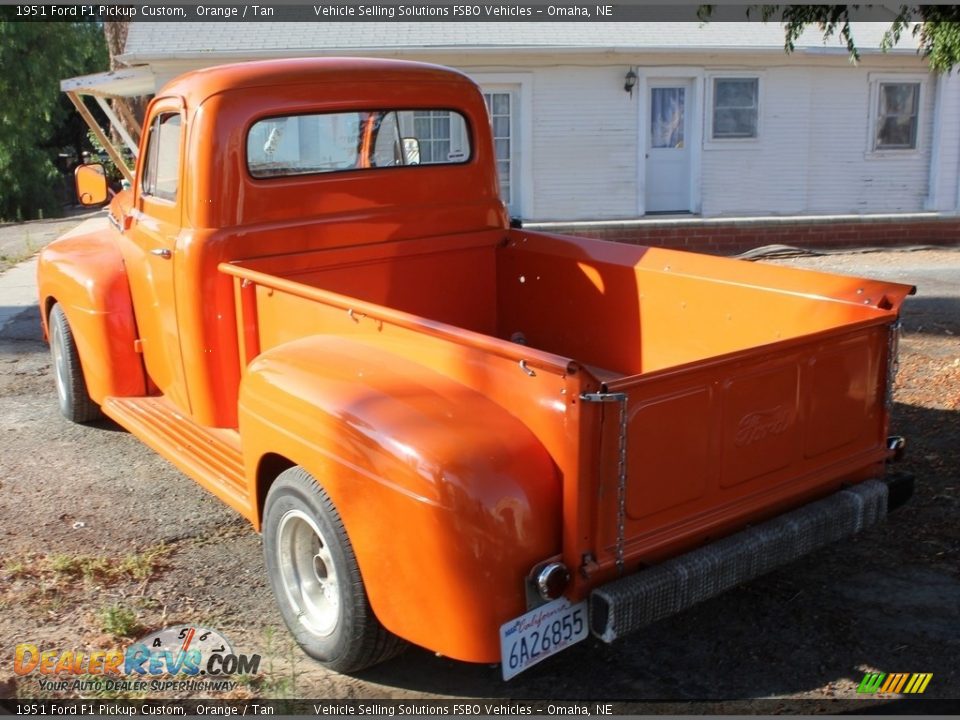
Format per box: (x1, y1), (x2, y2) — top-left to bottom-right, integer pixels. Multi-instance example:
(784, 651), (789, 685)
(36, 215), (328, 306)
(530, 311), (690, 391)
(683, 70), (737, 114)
(525, 215), (960, 256)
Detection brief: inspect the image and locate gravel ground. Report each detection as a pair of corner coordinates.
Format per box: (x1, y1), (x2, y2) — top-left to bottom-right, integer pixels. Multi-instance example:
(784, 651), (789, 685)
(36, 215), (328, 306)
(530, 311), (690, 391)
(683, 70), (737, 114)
(0, 241), (957, 705)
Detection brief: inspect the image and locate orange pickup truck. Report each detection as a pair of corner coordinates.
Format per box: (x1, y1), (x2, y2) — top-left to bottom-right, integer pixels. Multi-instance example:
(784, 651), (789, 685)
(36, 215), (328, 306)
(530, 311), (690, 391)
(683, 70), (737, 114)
(39, 58), (914, 680)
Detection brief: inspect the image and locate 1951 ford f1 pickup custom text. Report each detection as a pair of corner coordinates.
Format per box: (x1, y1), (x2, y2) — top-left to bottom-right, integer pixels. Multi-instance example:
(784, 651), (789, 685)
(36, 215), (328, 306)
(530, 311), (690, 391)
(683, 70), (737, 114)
(39, 58), (914, 679)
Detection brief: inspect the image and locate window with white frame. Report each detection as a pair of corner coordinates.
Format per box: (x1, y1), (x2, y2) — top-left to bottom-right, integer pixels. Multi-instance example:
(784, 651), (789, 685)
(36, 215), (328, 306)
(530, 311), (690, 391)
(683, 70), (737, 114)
(483, 91), (513, 208)
(874, 81), (921, 150)
(712, 77), (759, 140)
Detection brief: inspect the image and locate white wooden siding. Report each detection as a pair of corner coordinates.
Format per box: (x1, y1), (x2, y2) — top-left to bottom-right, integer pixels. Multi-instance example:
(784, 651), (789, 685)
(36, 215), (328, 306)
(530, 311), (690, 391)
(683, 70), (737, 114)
(458, 58), (948, 221)
(700, 66), (936, 216)
(150, 49), (954, 222)
(928, 72), (960, 211)
(529, 67), (638, 220)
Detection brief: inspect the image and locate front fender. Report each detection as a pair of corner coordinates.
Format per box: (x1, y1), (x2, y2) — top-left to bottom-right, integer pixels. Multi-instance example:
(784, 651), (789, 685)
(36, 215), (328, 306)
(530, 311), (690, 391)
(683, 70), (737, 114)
(37, 220), (145, 401)
(239, 335), (561, 663)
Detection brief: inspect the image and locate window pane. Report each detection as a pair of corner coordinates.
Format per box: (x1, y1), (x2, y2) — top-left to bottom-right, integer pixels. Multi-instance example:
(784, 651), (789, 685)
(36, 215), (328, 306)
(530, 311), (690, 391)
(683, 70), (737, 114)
(247, 109), (470, 177)
(714, 108), (757, 138)
(650, 87), (685, 148)
(716, 79), (757, 108)
(142, 113), (181, 201)
(371, 112), (401, 168)
(876, 82), (920, 150)
(878, 115), (917, 148)
(880, 83), (918, 115)
(432, 116), (450, 137)
(713, 78), (759, 139)
(484, 92), (513, 208)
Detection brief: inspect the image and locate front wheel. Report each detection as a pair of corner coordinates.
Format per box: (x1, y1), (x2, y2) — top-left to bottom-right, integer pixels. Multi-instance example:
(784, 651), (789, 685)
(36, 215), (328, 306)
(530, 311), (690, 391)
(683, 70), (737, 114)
(262, 466), (406, 673)
(48, 303), (101, 423)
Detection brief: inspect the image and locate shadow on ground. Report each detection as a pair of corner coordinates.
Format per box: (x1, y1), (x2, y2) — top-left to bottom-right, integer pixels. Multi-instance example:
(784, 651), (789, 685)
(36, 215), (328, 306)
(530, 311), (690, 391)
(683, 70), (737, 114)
(900, 295), (960, 337)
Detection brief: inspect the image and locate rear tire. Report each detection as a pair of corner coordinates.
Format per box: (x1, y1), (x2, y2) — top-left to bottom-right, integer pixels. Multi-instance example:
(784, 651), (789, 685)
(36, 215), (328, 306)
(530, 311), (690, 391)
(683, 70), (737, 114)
(48, 303), (101, 423)
(262, 466), (406, 673)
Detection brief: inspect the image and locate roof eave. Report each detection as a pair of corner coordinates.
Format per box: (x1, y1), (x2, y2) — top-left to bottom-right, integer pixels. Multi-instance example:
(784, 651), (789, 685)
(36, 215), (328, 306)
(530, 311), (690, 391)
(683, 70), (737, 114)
(118, 44), (921, 66)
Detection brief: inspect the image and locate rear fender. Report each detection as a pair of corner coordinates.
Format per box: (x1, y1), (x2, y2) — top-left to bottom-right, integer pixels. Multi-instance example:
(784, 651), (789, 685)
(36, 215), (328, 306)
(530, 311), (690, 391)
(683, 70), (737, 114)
(239, 335), (561, 664)
(37, 225), (145, 401)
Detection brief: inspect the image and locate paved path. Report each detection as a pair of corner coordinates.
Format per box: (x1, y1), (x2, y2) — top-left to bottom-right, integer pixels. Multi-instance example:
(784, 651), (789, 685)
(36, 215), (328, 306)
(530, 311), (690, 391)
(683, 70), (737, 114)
(0, 217), (108, 338)
(0, 211), (100, 271)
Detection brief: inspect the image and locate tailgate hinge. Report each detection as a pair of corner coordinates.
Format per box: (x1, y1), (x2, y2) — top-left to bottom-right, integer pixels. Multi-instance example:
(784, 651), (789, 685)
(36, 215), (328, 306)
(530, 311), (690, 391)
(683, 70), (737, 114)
(580, 391), (629, 575)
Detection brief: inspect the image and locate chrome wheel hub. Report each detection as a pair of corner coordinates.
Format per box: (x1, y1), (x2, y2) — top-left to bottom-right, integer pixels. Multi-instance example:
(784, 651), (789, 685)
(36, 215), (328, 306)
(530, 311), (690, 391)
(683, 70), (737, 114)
(277, 509), (340, 637)
(50, 319), (68, 408)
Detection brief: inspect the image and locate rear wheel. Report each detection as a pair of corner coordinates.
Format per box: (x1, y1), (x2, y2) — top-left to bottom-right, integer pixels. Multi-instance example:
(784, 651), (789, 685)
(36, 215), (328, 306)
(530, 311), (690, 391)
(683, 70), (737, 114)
(48, 303), (101, 423)
(262, 466), (406, 673)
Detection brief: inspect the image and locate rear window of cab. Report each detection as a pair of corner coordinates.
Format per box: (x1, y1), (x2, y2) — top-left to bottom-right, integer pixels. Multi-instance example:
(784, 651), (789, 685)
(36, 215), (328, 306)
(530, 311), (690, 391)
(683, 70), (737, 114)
(246, 109), (471, 178)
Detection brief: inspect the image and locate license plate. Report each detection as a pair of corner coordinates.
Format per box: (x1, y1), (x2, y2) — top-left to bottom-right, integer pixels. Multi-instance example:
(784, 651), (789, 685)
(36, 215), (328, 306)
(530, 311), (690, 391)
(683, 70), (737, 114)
(499, 598), (588, 680)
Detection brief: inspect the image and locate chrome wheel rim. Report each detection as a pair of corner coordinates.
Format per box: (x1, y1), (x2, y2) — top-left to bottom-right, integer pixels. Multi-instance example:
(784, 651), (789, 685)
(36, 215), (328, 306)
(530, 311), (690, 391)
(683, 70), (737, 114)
(50, 318), (68, 409)
(277, 509), (340, 637)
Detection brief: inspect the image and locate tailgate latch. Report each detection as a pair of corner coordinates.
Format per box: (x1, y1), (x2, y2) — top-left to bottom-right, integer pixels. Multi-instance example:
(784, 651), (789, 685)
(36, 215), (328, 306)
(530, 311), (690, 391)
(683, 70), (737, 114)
(580, 391), (629, 575)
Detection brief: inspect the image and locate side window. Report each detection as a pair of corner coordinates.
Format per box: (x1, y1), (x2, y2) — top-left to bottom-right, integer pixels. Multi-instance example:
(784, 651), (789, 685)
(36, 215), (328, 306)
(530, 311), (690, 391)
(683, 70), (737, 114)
(483, 92), (513, 207)
(141, 113), (181, 202)
(712, 77), (759, 140)
(874, 82), (920, 150)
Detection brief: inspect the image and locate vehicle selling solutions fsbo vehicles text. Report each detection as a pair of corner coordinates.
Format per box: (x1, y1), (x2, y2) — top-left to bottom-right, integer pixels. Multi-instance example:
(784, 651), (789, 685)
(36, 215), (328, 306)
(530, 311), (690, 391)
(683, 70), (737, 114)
(312, 4), (539, 16)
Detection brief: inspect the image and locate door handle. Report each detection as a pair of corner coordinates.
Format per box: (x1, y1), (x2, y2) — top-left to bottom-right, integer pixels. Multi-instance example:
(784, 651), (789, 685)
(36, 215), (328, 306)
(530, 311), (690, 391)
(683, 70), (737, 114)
(150, 248), (172, 259)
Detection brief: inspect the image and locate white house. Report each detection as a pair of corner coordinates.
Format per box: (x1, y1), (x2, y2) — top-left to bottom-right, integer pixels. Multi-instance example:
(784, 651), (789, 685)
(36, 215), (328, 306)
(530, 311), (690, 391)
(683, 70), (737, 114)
(67, 21), (960, 250)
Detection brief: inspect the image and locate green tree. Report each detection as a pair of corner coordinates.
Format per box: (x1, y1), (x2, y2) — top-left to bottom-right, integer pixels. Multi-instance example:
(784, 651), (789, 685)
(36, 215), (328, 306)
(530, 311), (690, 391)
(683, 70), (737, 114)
(0, 22), (107, 221)
(699, 6), (960, 72)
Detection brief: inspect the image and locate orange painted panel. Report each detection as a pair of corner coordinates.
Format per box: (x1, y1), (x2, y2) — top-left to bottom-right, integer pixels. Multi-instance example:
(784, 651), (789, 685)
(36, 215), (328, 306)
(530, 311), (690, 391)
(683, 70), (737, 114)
(805, 336), (879, 458)
(624, 388), (711, 519)
(720, 364), (801, 488)
(36, 224), (146, 402)
(238, 334), (562, 663)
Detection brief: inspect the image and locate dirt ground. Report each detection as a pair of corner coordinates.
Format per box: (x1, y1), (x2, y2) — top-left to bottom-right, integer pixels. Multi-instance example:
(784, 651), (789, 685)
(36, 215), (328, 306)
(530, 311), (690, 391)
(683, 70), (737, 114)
(0, 241), (957, 704)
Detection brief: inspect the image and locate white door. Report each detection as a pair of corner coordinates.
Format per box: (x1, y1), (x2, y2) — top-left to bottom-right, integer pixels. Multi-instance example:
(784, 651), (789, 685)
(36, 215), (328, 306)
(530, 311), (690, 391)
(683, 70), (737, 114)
(645, 80), (692, 213)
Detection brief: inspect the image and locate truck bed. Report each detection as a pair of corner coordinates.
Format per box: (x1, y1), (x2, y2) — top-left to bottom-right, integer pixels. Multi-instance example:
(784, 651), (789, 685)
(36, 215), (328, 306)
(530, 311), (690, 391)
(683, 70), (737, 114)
(225, 229), (908, 376)
(221, 229), (913, 587)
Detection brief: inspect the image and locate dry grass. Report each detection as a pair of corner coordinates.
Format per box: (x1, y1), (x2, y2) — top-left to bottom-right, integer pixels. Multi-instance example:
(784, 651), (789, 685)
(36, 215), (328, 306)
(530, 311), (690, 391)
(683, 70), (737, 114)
(3, 544), (170, 584)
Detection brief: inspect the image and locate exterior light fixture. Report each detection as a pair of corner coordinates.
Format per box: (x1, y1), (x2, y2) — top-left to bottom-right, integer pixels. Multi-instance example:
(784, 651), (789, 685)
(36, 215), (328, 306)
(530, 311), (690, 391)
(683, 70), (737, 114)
(624, 68), (638, 96)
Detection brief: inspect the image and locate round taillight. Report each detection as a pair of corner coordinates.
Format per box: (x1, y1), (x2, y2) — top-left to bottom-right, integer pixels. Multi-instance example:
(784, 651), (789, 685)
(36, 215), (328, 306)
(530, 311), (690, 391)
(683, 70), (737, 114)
(536, 562), (570, 600)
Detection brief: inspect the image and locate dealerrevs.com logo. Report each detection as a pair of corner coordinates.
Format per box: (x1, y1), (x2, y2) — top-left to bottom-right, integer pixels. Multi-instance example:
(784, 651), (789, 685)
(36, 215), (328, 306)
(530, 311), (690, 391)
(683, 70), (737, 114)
(14, 626), (261, 694)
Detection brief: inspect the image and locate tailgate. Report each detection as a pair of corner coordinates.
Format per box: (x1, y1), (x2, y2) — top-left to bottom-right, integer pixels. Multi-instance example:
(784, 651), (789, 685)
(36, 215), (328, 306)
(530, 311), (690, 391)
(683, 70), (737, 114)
(585, 319), (899, 579)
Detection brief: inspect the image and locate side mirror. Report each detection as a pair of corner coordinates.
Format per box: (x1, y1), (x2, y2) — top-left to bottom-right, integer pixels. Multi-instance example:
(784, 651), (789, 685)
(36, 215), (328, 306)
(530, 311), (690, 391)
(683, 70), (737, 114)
(402, 138), (420, 165)
(74, 163), (108, 206)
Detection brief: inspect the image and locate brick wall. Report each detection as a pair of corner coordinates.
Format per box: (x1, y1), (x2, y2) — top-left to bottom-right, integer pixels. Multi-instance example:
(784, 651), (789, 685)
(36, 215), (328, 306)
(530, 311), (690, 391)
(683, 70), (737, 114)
(526, 215), (960, 256)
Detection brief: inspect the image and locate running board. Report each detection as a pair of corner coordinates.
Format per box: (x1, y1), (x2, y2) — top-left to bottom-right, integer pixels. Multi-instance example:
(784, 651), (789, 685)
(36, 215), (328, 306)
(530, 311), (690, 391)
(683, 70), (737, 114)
(101, 396), (251, 518)
(590, 479), (888, 642)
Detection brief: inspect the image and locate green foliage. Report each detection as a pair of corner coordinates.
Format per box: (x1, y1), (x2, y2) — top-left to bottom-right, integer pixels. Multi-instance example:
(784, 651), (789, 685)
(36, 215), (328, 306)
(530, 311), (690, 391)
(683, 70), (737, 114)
(98, 604), (142, 638)
(86, 128), (127, 186)
(698, 5), (960, 73)
(0, 21), (107, 221)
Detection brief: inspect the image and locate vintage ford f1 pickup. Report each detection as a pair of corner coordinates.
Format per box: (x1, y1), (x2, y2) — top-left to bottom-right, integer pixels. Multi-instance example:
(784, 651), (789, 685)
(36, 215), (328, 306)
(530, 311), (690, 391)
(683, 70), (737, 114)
(39, 58), (914, 679)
